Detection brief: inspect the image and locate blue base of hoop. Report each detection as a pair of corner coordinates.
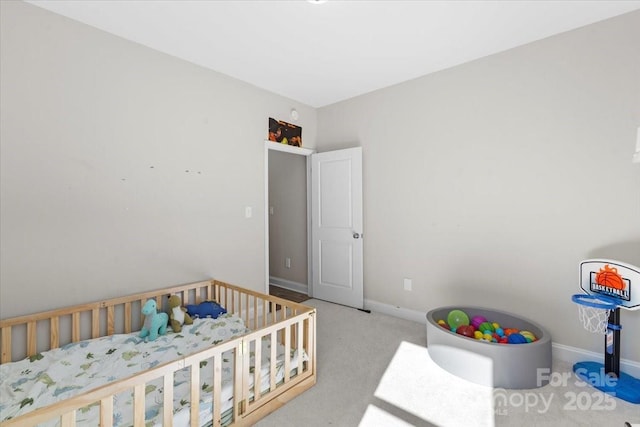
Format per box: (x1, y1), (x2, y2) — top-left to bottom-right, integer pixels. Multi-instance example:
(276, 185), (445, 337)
(573, 361), (640, 404)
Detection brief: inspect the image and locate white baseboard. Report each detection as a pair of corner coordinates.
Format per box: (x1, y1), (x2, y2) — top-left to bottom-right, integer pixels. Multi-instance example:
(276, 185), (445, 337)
(364, 298), (640, 378)
(269, 277), (308, 295)
(364, 298), (427, 324)
(552, 342), (640, 378)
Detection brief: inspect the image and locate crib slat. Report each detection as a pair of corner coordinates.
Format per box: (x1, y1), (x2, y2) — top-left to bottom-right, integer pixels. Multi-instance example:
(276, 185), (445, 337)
(284, 326), (291, 382)
(241, 340), (250, 413)
(133, 384), (145, 426)
(271, 302), (277, 325)
(270, 332), (277, 391)
(92, 309), (99, 339)
(1, 327), (11, 364)
(291, 321), (297, 352)
(213, 355), (222, 427)
(27, 321), (36, 357)
(60, 411), (75, 427)
(251, 296), (255, 329)
(107, 306), (115, 336)
(190, 365), (200, 427)
(51, 317), (59, 350)
(100, 396), (113, 427)
(254, 336), (262, 400)
(72, 313), (80, 342)
(297, 320), (304, 373)
(262, 299), (268, 329)
(163, 373), (173, 427)
(233, 345), (243, 420)
(124, 302), (132, 333)
(140, 299), (146, 315)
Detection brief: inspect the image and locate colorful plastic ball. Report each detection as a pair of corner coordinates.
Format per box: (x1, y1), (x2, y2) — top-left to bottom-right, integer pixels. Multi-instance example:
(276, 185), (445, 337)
(495, 327), (504, 337)
(492, 322), (500, 330)
(447, 310), (470, 329)
(520, 331), (536, 341)
(504, 328), (519, 336)
(474, 331), (484, 340)
(507, 333), (528, 344)
(483, 333), (493, 341)
(471, 315), (487, 329)
(437, 320), (449, 329)
(456, 325), (475, 338)
(478, 322), (495, 333)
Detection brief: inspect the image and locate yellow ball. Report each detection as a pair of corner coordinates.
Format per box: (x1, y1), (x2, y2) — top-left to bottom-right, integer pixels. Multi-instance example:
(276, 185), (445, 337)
(521, 330), (535, 339)
(492, 322), (500, 330)
(474, 331), (483, 340)
(483, 333), (493, 341)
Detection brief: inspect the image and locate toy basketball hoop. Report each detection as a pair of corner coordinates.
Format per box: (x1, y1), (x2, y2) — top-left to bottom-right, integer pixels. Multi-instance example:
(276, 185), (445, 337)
(571, 293), (618, 334)
(571, 259), (640, 405)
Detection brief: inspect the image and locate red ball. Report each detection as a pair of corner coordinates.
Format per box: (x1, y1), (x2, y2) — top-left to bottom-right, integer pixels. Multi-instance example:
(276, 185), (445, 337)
(456, 325), (475, 338)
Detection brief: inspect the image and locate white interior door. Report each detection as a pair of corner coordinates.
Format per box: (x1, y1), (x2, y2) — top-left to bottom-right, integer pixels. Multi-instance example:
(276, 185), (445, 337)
(311, 147), (363, 309)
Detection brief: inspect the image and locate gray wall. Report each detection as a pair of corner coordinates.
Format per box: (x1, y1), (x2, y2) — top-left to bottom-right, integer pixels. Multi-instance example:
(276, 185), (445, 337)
(0, 1), (316, 317)
(268, 150), (308, 287)
(2, 1), (639, 362)
(317, 11), (640, 359)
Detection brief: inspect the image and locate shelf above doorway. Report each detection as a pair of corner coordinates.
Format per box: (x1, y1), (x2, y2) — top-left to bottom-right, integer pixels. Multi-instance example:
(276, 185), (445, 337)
(265, 140), (315, 156)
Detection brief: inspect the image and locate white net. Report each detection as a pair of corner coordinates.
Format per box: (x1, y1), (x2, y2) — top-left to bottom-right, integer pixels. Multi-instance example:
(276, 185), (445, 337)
(577, 303), (611, 334)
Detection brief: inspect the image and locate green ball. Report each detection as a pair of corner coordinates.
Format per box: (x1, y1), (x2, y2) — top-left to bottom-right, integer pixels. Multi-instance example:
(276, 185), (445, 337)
(447, 310), (470, 329)
(478, 322), (495, 333)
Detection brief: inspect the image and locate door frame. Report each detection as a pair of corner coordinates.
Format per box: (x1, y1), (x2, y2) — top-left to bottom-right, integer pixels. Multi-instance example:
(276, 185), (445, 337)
(264, 140), (315, 295)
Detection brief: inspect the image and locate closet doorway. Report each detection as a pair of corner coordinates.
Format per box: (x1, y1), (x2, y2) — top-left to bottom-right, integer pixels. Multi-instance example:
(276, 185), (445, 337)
(264, 142), (364, 309)
(264, 141), (314, 299)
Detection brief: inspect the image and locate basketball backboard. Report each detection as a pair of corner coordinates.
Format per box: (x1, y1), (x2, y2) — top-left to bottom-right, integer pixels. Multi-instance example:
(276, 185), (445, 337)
(579, 259), (640, 310)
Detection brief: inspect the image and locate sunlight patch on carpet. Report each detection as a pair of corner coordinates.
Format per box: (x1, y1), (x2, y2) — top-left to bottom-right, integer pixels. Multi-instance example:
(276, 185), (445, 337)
(368, 341), (495, 427)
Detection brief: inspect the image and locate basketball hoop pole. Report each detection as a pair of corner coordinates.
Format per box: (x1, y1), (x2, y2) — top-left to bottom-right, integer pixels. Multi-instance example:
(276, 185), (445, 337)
(604, 308), (621, 377)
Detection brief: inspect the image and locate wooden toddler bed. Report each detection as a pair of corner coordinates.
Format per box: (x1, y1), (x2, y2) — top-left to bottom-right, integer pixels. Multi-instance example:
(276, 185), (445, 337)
(0, 279), (316, 426)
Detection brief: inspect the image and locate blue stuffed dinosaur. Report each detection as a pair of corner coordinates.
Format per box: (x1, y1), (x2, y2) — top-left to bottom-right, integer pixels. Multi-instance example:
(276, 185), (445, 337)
(140, 299), (168, 342)
(185, 301), (227, 319)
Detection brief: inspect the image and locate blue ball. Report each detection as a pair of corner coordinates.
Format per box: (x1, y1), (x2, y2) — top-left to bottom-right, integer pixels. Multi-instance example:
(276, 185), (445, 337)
(495, 327), (504, 337)
(507, 333), (527, 344)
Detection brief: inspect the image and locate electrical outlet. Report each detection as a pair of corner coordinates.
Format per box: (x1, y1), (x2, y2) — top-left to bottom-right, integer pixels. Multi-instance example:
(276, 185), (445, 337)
(403, 278), (412, 291)
(285, 258), (291, 269)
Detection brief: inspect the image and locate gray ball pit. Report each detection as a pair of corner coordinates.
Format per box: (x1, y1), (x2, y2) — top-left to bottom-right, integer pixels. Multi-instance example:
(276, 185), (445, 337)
(426, 306), (552, 389)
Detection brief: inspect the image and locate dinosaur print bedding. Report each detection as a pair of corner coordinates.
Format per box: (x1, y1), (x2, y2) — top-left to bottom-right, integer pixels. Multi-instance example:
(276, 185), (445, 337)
(0, 314), (307, 426)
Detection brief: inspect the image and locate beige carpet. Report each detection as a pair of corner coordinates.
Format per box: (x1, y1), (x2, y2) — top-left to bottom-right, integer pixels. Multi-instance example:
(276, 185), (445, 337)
(255, 299), (639, 427)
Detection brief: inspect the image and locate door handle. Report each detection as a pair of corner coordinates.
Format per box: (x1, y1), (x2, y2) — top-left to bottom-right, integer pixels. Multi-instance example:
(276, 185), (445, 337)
(353, 232), (360, 239)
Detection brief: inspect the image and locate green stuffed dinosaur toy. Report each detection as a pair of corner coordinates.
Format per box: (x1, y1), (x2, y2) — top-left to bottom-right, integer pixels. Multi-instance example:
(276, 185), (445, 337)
(139, 299), (168, 342)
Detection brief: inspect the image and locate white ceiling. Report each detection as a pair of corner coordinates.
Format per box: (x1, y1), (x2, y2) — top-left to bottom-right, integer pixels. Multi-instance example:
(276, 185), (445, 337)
(28, 0), (640, 108)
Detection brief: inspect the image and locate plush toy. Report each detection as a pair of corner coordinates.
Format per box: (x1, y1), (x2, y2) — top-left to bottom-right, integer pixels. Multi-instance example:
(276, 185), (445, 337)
(185, 301), (227, 319)
(168, 294), (193, 333)
(139, 299), (168, 342)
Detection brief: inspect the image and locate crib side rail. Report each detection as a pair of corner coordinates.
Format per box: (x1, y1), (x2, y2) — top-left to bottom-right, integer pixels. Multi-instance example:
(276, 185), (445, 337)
(0, 279), (218, 363)
(242, 308), (317, 417)
(213, 280), (312, 331)
(0, 336), (242, 427)
(0, 309), (316, 427)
